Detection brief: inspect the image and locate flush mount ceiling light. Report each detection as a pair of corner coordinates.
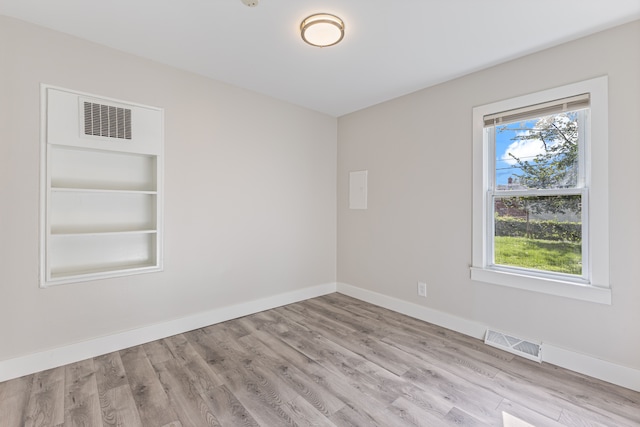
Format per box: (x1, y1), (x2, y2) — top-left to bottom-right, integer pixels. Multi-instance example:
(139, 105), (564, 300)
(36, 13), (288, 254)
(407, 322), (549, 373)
(300, 13), (345, 47)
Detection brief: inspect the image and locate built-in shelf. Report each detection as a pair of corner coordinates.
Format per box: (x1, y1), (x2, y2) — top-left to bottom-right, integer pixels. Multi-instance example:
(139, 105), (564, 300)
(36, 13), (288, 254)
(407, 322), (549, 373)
(41, 86), (164, 287)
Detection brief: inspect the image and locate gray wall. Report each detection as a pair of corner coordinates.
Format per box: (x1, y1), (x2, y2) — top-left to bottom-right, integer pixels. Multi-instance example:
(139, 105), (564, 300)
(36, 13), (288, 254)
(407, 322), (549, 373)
(337, 21), (640, 370)
(0, 16), (337, 361)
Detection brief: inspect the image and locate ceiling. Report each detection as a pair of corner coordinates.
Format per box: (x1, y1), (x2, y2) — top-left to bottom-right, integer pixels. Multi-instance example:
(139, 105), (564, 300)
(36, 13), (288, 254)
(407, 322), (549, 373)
(1, 1), (639, 117)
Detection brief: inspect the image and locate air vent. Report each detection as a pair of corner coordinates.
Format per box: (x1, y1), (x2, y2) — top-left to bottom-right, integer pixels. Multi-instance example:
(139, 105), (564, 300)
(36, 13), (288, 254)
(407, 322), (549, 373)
(485, 329), (542, 362)
(83, 101), (131, 140)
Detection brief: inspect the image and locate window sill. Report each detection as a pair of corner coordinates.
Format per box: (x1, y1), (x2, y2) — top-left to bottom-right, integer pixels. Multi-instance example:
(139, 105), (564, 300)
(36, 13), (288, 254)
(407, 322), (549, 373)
(470, 267), (611, 305)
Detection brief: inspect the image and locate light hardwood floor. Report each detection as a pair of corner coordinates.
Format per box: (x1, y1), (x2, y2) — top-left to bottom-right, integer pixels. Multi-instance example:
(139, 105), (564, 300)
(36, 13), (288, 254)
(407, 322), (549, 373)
(1, 293), (638, 426)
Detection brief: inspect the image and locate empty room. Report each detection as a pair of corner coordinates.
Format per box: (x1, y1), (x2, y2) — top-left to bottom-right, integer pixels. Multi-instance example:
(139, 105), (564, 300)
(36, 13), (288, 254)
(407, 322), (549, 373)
(1, 1), (639, 426)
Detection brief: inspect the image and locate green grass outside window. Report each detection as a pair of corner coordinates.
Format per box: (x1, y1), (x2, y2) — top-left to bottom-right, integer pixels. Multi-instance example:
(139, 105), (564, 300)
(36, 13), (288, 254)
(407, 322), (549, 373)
(494, 236), (582, 275)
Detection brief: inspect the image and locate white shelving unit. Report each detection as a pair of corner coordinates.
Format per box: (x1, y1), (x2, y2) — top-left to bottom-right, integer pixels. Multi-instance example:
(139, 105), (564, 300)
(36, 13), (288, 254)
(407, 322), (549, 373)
(41, 86), (164, 286)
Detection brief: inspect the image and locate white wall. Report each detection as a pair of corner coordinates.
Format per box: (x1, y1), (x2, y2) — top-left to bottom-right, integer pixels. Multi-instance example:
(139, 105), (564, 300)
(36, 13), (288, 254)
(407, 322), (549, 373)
(0, 16), (337, 363)
(338, 21), (640, 371)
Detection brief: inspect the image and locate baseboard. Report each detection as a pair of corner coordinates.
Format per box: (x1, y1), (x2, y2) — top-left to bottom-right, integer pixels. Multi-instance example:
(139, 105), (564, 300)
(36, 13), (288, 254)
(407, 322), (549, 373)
(0, 282), (337, 383)
(336, 282), (486, 339)
(542, 344), (640, 393)
(336, 282), (640, 392)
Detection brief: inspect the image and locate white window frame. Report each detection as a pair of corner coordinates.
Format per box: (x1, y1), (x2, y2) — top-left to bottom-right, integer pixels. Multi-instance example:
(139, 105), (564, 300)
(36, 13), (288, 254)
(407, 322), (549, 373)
(471, 77), (610, 304)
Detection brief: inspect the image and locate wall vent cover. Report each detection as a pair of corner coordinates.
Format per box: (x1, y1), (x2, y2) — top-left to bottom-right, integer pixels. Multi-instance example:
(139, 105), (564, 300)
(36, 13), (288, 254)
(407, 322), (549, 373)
(83, 101), (132, 140)
(484, 329), (542, 362)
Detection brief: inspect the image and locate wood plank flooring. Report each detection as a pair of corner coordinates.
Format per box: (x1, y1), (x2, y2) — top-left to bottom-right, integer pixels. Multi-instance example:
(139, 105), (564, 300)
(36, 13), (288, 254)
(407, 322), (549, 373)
(1, 293), (638, 426)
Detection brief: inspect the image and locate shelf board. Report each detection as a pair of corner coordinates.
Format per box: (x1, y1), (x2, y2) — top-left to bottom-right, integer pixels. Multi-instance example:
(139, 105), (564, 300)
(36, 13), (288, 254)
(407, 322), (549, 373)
(51, 228), (157, 236)
(51, 187), (157, 194)
(49, 262), (160, 281)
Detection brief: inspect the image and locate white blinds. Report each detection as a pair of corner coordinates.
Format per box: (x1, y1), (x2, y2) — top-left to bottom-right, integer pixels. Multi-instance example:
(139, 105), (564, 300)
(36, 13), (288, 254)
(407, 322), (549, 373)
(483, 93), (590, 127)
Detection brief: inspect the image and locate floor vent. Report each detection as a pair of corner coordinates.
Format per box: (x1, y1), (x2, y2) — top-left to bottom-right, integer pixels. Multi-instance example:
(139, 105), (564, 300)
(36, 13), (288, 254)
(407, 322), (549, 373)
(484, 329), (542, 363)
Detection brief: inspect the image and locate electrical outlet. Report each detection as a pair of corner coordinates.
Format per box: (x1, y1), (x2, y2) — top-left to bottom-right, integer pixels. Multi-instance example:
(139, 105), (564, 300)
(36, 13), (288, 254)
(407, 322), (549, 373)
(417, 281), (427, 297)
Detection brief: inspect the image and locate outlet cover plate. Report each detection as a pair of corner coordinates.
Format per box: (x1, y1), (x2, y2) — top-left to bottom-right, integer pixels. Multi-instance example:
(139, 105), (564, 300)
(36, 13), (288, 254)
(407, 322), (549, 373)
(418, 282), (427, 297)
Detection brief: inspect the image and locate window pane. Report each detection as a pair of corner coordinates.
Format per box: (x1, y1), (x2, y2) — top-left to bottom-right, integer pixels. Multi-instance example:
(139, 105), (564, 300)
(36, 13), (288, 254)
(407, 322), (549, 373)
(494, 195), (582, 275)
(495, 112), (581, 190)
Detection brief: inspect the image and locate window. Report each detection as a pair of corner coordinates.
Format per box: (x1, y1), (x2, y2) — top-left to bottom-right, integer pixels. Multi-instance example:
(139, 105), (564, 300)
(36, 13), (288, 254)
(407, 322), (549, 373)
(471, 77), (610, 304)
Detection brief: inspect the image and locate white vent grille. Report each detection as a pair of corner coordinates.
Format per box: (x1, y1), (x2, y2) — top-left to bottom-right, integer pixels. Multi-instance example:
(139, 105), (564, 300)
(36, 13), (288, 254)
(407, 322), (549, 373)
(83, 101), (132, 140)
(485, 329), (542, 362)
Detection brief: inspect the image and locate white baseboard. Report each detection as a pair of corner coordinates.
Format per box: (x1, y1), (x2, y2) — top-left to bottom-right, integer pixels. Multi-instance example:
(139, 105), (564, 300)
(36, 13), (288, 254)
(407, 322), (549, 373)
(0, 282), (337, 383)
(336, 282), (486, 339)
(542, 344), (640, 393)
(336, 282), (640, 392)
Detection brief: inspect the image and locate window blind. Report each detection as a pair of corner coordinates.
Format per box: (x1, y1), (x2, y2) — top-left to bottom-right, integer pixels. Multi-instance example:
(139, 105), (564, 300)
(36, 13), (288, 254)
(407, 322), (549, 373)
(483, 93), (590, 127)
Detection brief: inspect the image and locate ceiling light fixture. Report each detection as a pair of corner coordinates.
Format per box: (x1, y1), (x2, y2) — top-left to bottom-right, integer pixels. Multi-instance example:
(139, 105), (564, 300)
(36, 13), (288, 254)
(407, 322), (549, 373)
(300, 13), (344, 47)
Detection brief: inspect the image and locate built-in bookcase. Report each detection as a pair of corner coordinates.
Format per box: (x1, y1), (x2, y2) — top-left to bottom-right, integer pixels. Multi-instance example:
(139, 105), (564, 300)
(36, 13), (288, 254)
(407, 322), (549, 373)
(41, 86), (164, 286)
